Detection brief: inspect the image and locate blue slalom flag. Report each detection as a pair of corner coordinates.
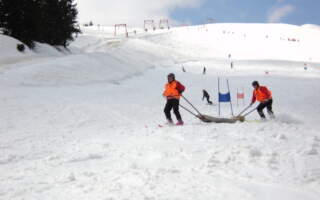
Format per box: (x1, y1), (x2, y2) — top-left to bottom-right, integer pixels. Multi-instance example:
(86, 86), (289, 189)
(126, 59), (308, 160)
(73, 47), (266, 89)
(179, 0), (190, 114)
(219, 92), (231, 102)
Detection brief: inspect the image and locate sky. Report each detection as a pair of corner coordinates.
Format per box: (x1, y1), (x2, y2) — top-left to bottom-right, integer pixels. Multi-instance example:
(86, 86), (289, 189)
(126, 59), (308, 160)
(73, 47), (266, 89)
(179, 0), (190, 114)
(75, 0), (320, 27)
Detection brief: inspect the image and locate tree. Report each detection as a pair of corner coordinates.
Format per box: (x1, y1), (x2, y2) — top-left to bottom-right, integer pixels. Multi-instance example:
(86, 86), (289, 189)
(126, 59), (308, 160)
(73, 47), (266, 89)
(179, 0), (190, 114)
(0, 0), (41, 48)
(39, 0), (81, 47)
(0, 0), (81, 48)
(59, 0), (81, 47)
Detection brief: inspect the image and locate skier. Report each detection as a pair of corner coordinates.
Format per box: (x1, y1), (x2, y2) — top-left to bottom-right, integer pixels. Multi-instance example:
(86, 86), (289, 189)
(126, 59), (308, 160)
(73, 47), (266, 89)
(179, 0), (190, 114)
(202, 89), (213, 105)
(163, 73), (185, 125)
(250, 81), (275, 120)
(182, 66), (186, 72)
(203, 66), (206, 74)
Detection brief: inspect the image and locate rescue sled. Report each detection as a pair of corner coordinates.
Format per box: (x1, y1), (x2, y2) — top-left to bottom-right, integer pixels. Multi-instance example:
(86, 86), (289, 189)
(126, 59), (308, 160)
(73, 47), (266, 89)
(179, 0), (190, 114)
(196, 114), (244, 123)
(180, 96), (253, 124)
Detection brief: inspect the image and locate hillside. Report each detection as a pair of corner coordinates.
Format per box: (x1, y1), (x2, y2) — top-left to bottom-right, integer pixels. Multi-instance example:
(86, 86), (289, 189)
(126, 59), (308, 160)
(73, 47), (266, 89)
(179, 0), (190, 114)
(0, 23), (320, 200)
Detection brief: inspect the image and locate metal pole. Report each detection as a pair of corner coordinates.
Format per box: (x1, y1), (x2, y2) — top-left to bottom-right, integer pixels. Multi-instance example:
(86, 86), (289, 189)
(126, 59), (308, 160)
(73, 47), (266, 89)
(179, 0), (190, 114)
(227, 79), (234, 116)
(243, 87), (245, 106)
(125, 24), (128, 37)
(181, 95), (202, 116)
(179, 104), (198, 117)
(236, 104), (252, 117)
(218, 77), (220, 116)
(243, 106), (257, 117)
(237, 88), (239, 107)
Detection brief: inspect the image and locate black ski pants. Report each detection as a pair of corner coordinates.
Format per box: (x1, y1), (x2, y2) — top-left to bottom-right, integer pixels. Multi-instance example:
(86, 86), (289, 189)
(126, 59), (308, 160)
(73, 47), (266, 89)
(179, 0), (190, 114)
(164, 99), (182, 121)
(204, 96), (212, 104)
(257, 99), (274, 119)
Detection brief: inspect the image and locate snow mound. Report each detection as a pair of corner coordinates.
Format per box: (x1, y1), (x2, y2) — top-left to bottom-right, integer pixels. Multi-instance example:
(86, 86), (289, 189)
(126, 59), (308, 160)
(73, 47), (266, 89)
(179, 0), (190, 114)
(33, 42), (68, 57)
(0, 52), (150, 86)
(0, 34), (34, 62)
(0, 34), (72, 67)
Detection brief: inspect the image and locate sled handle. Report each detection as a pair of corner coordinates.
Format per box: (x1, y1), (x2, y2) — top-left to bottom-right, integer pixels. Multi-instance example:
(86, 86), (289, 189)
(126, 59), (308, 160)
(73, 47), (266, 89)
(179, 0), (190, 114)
(179, 104), (198, 117)
(236, 105), (252, 116)
(181, 95), (203, 116)
(242, 106), (258, 117)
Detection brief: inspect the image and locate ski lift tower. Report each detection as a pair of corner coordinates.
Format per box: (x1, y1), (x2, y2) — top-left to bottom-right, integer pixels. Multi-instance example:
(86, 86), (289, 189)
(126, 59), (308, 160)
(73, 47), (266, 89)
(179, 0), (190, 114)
(114, 24), (128, 37)
(159, 19), (170, 30)
(144, 20), (156, 32)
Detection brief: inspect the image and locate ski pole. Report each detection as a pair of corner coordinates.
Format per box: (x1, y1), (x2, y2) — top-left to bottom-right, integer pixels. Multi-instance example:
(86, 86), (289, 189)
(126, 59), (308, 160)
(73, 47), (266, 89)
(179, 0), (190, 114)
(181, 95), (203, 116)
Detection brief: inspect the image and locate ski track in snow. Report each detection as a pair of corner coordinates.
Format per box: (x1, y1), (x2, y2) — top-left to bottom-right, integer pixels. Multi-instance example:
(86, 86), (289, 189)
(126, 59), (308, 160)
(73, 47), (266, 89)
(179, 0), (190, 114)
(1, 24), (320, 200)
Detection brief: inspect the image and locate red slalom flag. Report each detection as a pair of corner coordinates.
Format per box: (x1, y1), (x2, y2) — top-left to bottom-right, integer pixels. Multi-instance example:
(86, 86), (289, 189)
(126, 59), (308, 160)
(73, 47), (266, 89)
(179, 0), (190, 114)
(237, 93), (244, 99)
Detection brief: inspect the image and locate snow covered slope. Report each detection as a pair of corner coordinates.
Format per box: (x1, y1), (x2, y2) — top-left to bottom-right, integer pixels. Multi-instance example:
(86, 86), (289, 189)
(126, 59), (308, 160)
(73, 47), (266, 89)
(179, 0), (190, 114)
(142, 23), (320, 63)
(0, 23), (320, 200)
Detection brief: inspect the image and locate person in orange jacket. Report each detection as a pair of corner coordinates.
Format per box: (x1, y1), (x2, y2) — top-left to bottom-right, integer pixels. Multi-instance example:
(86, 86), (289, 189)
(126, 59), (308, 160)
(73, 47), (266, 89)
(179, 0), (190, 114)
(250, 81), (275, 120)
(163, 73), (185, 125)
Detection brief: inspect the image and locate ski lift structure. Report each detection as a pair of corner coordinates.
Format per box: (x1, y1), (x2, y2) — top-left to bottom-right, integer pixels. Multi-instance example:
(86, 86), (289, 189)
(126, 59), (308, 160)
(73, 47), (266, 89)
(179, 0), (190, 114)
(159, 19), (170, 30)
(144, 20), (156, 32)
(114, 24), (128, 37)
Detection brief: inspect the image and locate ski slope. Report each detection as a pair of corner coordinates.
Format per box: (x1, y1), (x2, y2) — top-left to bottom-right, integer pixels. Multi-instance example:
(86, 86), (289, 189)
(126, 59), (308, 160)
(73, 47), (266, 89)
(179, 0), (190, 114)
(0, 23), (320, 200)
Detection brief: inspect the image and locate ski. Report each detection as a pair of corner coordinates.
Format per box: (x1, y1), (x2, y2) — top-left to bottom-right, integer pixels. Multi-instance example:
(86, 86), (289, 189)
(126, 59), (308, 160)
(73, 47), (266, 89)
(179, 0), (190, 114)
(158, 124), (183, 127)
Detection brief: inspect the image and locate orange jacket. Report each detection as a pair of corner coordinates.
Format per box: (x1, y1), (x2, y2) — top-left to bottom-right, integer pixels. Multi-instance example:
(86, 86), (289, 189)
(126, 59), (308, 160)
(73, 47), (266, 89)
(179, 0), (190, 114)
(251, 86), (272, 103)
(163, 80), (185, 99)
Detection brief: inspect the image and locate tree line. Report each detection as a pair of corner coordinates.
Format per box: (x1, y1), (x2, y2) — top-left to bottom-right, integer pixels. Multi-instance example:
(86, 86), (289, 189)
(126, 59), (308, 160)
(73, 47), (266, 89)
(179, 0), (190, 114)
(0, 0), (81, 48)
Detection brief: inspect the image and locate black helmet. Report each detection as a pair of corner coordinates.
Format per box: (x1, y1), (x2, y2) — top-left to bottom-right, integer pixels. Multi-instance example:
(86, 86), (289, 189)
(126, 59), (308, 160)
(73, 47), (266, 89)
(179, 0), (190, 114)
(167, 73), (175, 79)
(252, 80), (259, 86)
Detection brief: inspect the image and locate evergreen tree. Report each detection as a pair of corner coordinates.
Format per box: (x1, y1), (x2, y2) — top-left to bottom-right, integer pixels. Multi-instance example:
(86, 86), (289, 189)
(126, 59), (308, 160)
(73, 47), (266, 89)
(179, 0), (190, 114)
(0, 0), (4, 32)
(39, 0), (80, 47)
(0, 0), (81, 48)
(0, 0), (41, 48)
(58, 0), (81, 47)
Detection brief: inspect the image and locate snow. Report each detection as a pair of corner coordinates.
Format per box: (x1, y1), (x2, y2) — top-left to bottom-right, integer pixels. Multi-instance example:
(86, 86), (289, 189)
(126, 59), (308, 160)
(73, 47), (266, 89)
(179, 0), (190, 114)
(0, 23), (320, 200)
(0, 34), (35, 66)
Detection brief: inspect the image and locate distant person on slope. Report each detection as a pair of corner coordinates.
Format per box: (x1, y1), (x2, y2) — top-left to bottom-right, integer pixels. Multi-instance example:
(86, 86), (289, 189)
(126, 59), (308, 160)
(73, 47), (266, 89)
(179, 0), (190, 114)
(163, 73), (185, 125)
(250, 81), (275, 120)
(182, 66), (186, 72)
(202, 89), (213, 105)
